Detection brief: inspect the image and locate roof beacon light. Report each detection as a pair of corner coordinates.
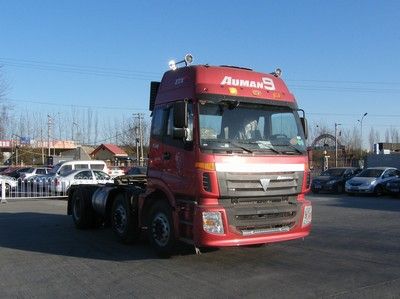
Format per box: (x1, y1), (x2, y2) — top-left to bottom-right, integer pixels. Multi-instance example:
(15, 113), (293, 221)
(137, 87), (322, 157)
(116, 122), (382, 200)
(168, 60), (177, 71)
(271, 68), (282, 78)
(168, 53), (194, 71)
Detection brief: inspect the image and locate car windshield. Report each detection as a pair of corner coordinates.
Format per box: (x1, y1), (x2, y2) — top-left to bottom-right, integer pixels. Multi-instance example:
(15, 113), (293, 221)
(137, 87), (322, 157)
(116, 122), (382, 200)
(321, 168), (346, 176)
(49, 162), (63, 174)
(198, 100), (306, 154)
(357, 169), (384, 178)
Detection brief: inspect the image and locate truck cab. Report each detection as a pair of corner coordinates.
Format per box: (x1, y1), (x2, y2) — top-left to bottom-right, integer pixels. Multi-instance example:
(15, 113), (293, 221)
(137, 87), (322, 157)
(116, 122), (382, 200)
(143, 59), (312, 251)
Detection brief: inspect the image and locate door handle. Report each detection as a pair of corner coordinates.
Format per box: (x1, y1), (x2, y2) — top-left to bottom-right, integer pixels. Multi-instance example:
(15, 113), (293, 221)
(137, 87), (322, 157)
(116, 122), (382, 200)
(163, 152), (171, 160)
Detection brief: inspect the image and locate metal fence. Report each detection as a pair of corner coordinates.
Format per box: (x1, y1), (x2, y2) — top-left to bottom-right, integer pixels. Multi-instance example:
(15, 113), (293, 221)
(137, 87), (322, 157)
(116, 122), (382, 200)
(1, 178), (68, 202)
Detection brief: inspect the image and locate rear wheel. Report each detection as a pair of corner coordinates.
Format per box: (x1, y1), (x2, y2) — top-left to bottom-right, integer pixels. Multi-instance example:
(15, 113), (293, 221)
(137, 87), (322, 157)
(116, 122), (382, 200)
(71, 187), (99, 229)
(111, 193), (140, 244)
(147, 201), (176, 256)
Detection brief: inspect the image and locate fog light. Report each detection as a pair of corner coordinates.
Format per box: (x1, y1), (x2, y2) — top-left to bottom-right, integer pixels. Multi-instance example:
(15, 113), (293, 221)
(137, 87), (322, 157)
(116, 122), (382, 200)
(302, 205), (312, 227)
(202, 212), (224, 235)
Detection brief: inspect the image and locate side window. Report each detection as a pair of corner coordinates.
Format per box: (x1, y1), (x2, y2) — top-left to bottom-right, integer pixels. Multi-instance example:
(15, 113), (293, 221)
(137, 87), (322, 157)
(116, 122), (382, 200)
(166, 102), (193, 142)
(36, 169), (46, 175)
(94, 171), (110, 180)
(75, 164), (89, 170)
(90, 164), (104, 170)
(151, 107), (166, 137)
(74, 171), (93, 180)
(59, 165), (72, 175)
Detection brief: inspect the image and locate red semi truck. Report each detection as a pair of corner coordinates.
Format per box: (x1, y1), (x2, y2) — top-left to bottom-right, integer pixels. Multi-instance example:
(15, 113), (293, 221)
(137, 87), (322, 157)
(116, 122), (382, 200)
(68, 55), (312, 255)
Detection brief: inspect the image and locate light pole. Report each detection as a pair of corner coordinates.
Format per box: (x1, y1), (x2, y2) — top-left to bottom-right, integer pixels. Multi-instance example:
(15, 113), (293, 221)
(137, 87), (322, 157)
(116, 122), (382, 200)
(72, 122), (79, 143)
(358, 112), (368, 154)
(335, 123), (342, 167)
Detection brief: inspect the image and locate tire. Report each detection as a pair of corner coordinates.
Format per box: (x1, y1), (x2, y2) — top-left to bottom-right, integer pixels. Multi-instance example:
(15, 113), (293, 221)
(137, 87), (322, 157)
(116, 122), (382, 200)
(147, 200), (176, 256)
(111, 193), (140, 244)
(71, 187), (99, 229)
(374, 185), (383, 196)
(335, 184), (344, 194)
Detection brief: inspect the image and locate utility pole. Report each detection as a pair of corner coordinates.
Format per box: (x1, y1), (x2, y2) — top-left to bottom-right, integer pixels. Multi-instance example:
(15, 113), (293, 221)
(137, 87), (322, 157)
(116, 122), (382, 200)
(47, 115), (52, 158)
(139, 113), (144, 166)
(133, 113), (145, 166)
(335, 123), (341, 167)
(41, 128), (44, 165)
(135, 126), (139, 165)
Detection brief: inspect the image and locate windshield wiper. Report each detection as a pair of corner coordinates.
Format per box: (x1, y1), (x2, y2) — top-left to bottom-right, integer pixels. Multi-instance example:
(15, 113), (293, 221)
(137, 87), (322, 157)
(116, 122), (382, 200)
(238, 140), (281, 154)
(200, 140), (252, 153)
(220, 140), (253, 153)
(277, 143), (304, 154)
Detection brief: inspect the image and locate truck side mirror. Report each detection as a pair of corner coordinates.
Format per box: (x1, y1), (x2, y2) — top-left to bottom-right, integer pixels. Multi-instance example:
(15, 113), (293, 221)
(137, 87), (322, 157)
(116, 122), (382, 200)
(300, 117), (308, 139)
(173, 101), (188, 129)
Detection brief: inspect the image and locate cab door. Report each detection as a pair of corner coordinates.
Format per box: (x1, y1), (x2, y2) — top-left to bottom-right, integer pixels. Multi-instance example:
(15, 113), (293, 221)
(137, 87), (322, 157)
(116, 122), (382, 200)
(161, 102), (196, 198)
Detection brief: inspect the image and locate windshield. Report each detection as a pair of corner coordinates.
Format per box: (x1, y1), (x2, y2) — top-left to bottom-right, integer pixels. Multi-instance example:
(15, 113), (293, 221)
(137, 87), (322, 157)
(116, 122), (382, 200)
(198, 100), (306, 154)
(357, 169), (384, 178)
(49, 162), (63, 174)
(321, 168), (346, 176)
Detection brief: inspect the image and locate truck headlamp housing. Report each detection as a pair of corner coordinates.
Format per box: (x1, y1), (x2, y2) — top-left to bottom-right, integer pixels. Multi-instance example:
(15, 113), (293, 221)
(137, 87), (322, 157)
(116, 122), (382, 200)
(202, 211), (224, 235)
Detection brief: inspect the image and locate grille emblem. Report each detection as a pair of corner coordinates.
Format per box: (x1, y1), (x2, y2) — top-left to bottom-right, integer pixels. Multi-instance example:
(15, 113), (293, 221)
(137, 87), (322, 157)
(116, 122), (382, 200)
(260, 178), (271, 192)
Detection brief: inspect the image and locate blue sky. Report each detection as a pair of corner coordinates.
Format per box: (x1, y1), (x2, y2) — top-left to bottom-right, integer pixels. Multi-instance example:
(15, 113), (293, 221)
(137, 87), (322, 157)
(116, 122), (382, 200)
(1, 1), (399, 145)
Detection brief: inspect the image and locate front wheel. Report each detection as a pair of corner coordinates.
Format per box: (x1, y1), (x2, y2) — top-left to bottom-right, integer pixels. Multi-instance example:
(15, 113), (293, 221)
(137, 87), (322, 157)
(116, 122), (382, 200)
(111, 193), (140, 244)
(335, 184), (344, 194)
(374, 185), (384, 196)
(147, 201), (176, 256)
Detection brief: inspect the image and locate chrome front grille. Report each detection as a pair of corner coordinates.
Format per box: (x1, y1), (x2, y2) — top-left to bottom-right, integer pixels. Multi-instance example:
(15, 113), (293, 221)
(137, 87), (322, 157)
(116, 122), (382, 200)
(217, 171), (303, 197)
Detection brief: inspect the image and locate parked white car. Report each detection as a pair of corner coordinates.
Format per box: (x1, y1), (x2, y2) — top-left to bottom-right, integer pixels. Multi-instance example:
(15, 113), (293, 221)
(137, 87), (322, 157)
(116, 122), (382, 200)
(50, 169), (113, 194)
(345, 167), (400, 196)
(0, 175), (18, 195)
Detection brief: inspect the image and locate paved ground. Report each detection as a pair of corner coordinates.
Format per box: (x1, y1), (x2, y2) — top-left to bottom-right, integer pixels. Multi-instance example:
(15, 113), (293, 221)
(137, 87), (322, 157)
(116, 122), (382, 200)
(0, 194), (399, 298)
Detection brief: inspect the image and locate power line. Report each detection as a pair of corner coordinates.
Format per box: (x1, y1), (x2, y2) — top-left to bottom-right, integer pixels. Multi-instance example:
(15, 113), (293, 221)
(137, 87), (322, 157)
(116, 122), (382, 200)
(2, 57), (400, 92)
(6, 97), (148, 111)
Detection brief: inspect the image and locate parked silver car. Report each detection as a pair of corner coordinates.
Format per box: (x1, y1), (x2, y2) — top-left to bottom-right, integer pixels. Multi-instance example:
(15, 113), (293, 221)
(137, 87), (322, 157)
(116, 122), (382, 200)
(345, 167), (400, 196)
(50, 169), (113, 194)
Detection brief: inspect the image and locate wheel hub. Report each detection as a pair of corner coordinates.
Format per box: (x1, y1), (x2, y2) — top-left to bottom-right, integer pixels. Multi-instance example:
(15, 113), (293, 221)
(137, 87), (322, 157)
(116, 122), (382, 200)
(113, 205), (127, 234)
(152, 213), (170, 247)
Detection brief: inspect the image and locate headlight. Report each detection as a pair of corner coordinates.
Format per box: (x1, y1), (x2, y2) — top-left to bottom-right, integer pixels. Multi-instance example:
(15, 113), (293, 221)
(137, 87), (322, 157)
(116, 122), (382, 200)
(370, 180), (376, 186)
(302, 205), (312, 227)
(202, 212), (224, 235)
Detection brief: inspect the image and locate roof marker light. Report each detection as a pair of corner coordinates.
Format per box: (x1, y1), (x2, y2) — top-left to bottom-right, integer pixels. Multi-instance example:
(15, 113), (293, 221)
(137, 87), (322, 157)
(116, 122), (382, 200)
(169, 60), (177, 71)
(184, 54), (193, 65)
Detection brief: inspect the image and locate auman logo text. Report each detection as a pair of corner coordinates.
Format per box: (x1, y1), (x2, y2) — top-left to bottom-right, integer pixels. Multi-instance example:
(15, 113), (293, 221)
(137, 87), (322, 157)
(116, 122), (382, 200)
(220, 76), (276, 91)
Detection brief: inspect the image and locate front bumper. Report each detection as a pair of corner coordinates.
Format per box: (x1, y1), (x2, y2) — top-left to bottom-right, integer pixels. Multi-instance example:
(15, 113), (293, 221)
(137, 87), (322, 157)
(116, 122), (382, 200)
(192, 200), (311, 247)
(345, 185), (374, 193)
